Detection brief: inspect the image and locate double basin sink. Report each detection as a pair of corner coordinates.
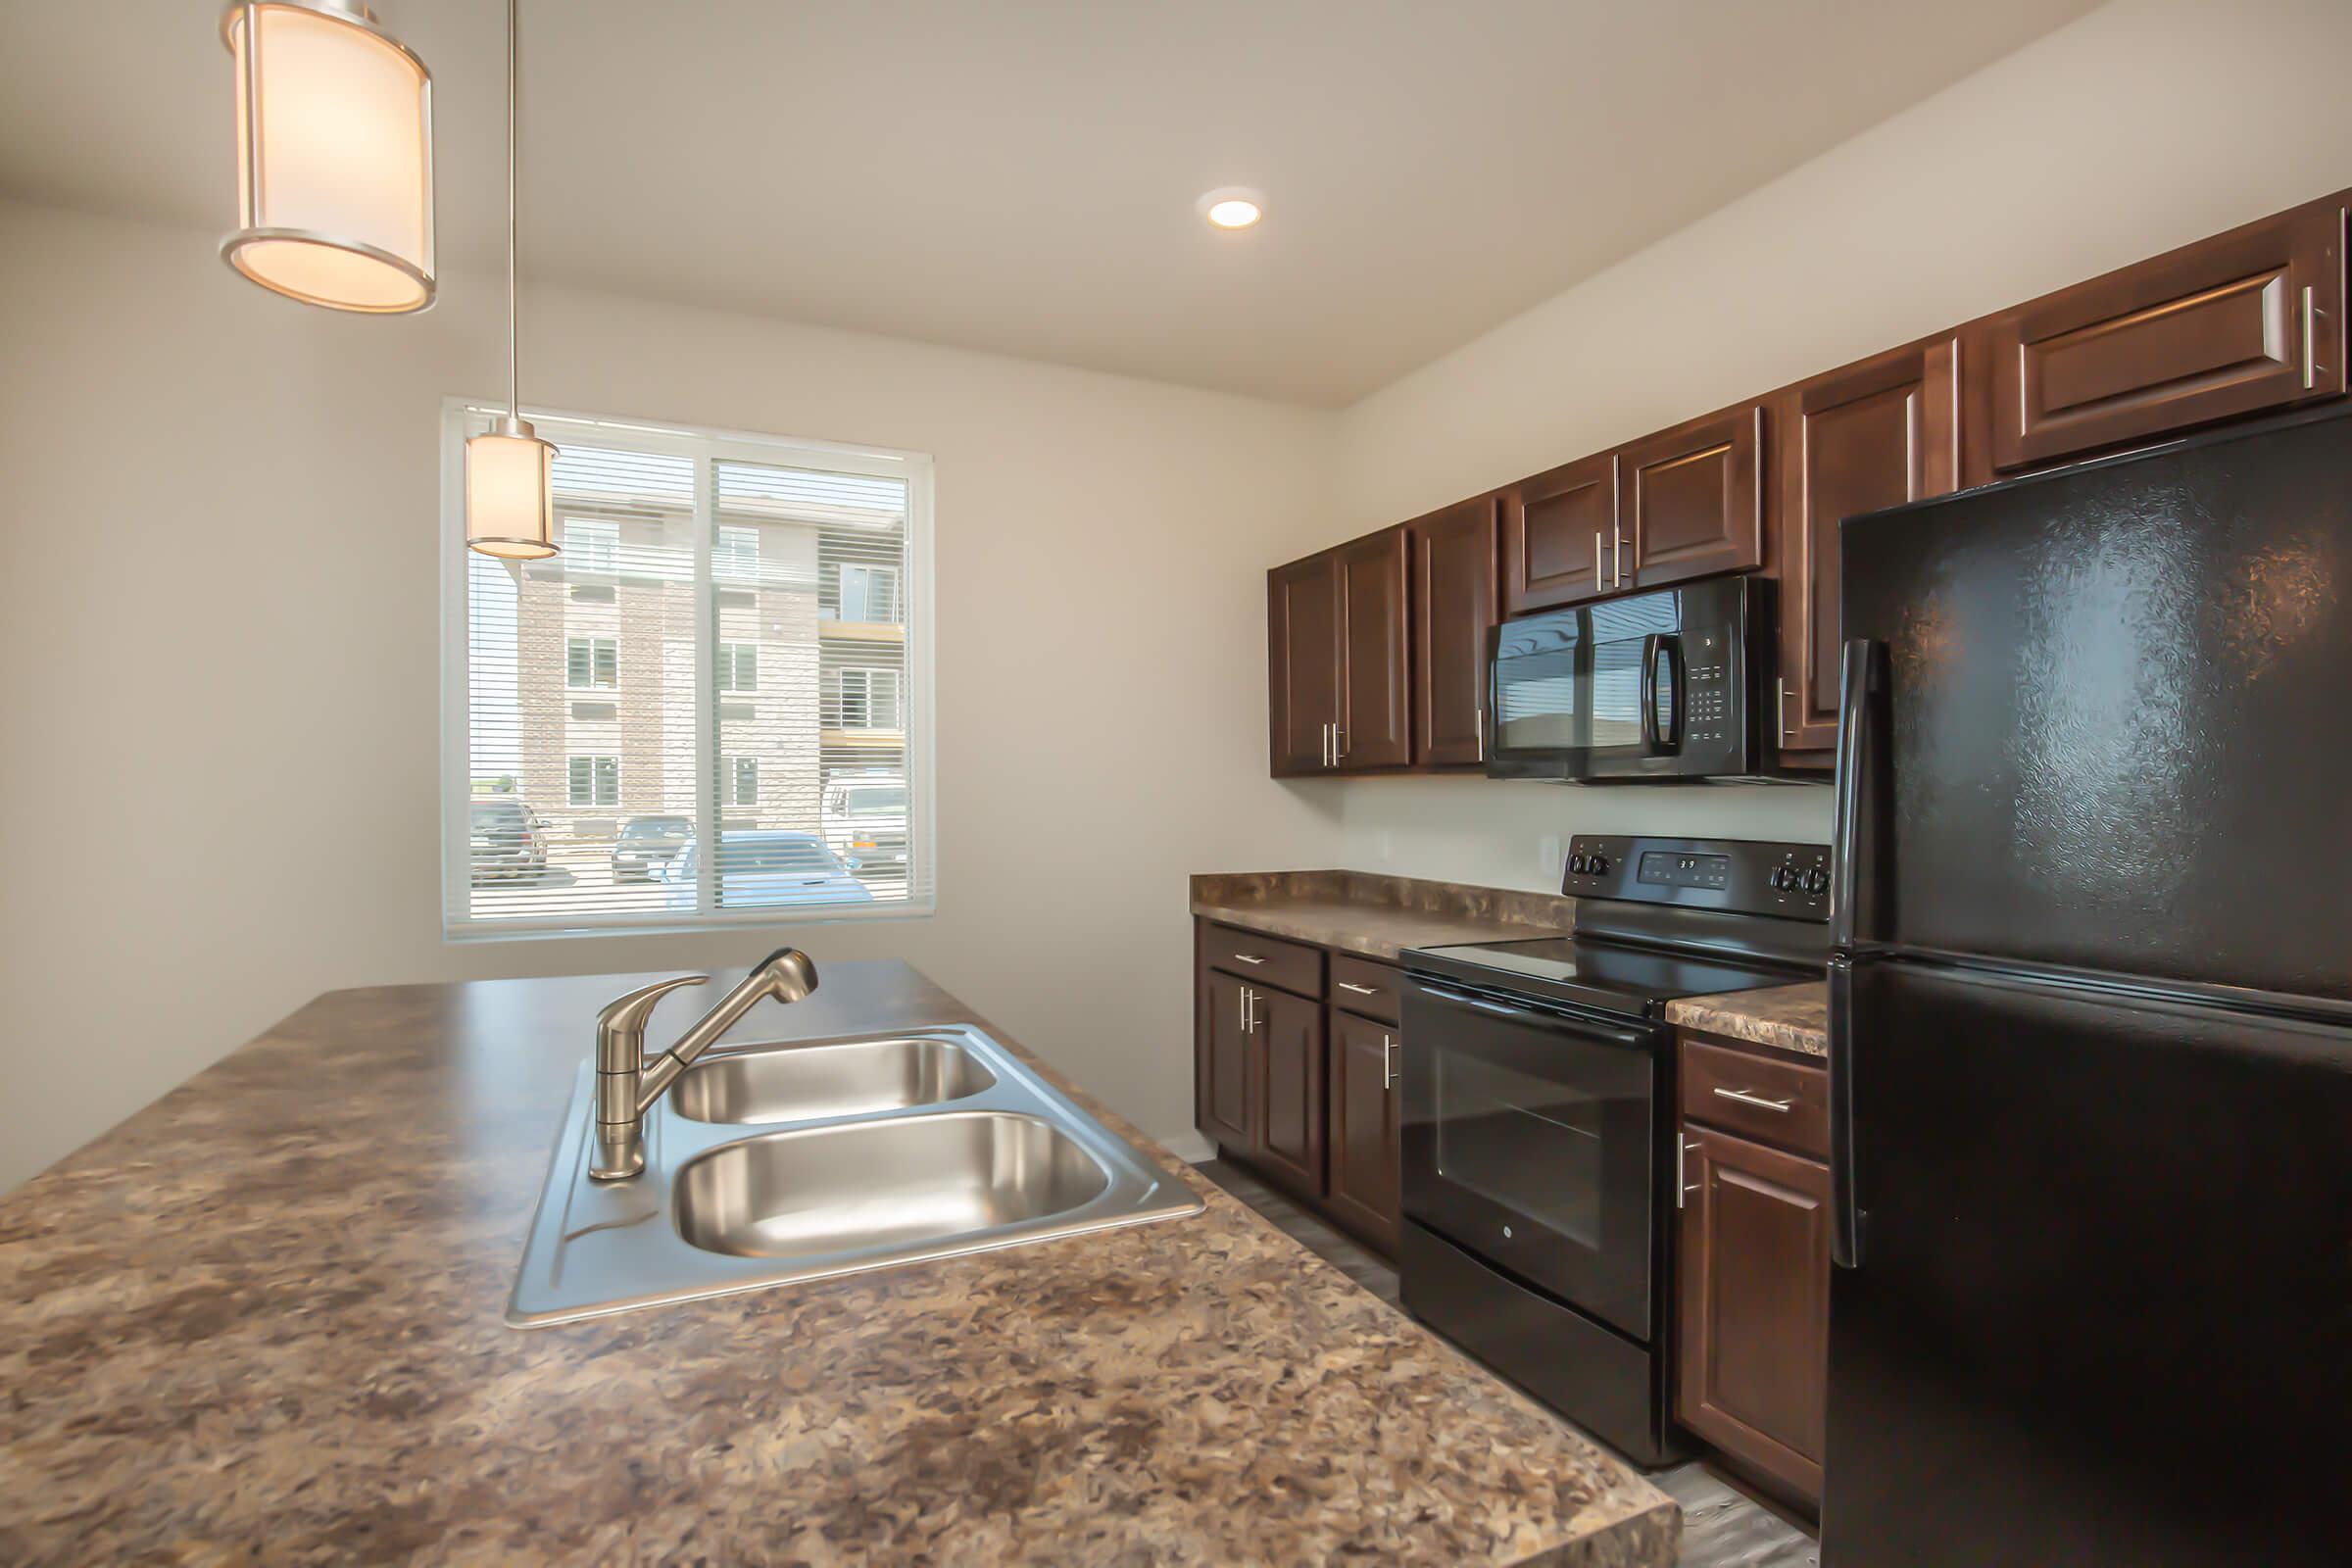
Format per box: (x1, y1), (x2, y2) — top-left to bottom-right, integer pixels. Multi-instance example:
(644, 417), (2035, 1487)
(508, 1023), (1202, 1326)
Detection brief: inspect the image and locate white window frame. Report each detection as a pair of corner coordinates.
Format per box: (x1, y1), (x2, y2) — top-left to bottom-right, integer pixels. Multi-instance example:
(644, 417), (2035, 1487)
(567, 754), (619, 808)
(716, 640), (758, 693)
(440, 397), (937, 940)
(834, 664), (903, 731)
(713, 524), (760, 580)
(838, 562), (901, 623)
(565, 635), (617, 690)
(721, 754), (760, 807)
(564, 517), (619, 574)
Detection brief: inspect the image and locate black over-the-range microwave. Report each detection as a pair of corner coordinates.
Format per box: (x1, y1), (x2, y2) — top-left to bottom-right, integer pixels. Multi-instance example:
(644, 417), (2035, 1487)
(1483, 574), (1788, 782)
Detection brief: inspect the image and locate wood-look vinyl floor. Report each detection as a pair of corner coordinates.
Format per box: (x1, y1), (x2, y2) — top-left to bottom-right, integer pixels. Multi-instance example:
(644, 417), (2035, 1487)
(1194, 1159), (1820, 1568)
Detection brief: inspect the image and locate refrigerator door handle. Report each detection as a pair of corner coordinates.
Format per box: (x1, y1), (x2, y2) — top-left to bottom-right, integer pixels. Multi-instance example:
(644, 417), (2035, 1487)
(1829, 955), (1864, 1269)
(1832, 637), (1889, 950)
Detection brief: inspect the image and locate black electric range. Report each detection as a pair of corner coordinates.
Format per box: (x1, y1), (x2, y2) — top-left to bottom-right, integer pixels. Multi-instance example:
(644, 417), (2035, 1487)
(1396, 835), (1829, 1466)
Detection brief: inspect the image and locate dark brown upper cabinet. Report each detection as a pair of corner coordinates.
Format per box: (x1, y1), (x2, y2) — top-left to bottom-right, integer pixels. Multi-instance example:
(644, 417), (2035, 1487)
(1984, 202), (2345, 475)
(1337, 529), (1412, 769)
(1772, 338), (1961, 760)
(1500, 452), (1620, 616)
(1409, 497), (1498, 768)
(1266, 552), (1342, 777)
(1622, 404), (1766, 589)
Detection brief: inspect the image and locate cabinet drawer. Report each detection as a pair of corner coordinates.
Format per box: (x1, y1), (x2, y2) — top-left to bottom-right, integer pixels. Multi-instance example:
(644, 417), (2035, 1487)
(1680, 1036), (1829, 1159)
(1328, 954), (1401, 1023)
(1206, 923), (1325, 998)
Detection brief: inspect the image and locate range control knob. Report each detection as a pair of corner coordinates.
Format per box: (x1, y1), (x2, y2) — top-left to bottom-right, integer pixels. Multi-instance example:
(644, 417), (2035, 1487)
(1768, 866), (1791, 891)
(1803, 868), (1829, 896)
(1567, 853), (1590, 874)
(1587, 854), (1611, 876)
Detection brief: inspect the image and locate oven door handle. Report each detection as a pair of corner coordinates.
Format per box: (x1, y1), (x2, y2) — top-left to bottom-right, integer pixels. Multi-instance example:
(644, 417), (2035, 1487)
(1410, 983), (1653, 1053)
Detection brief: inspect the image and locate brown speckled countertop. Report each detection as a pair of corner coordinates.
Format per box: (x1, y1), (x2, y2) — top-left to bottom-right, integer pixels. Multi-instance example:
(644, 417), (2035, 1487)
(0, 959), (1675, 1565)
(1667, 982), (1830, 1056)
(1192, 870), (1574, 960)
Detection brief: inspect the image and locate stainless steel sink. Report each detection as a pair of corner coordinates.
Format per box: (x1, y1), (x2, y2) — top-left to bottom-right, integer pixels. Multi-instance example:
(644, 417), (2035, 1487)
(674, 1111), (1109, 1259)
(668, 1035), (995, 1125)
(507, 1023), (1201, 1326)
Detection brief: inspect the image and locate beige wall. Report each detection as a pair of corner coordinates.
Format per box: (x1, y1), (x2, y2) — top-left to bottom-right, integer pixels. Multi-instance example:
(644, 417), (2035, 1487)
(0, 197), (1345, 1190)
(1323, 0), (2352, 891)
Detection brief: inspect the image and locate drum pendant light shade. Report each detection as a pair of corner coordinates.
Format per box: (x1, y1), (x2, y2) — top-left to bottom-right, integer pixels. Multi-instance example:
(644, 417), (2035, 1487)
(221, 1), (434, 313)
(466, 416), (558, 560)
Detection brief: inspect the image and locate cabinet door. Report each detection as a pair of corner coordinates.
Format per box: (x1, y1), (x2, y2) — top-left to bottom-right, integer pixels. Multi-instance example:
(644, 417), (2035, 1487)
(1252, 984), (1326, 1199)
(1500, 452), (1619, 615)
(1325, 1008), (1401, 1253)
(1199, 968), (1255, 1152)
(1774, 339), (1960, 758)
(1676, 1123), (1830, 1504)
(1987, 201), (2345, 473)
(1337, 528), (1411, 770)
(1267, 552), (1342, 776)
(1624, 405), (1766, 589)
(1409, 497), (1497, 768)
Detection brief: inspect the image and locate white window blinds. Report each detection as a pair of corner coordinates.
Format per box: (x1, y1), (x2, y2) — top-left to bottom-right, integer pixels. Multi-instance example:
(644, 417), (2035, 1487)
(443, 403), (933, 937)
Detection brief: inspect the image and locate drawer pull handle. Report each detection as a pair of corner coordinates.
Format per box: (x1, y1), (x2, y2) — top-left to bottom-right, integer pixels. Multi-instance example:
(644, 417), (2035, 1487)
(1338, 981), (1380, 996)
(1714, 1086), (1794, 1112)
(1232, 954), (1267, 966)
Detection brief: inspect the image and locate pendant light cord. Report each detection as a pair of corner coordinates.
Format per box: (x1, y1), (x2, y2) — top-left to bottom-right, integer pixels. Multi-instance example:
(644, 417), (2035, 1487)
(506, 0), (519, 417)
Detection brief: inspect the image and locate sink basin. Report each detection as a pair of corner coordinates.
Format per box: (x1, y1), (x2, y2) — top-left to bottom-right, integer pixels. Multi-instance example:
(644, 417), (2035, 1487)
(507, 1023), (1202, 1326)
(674, 1111), (1109, 1258)
(668, 1036), (995, 1125)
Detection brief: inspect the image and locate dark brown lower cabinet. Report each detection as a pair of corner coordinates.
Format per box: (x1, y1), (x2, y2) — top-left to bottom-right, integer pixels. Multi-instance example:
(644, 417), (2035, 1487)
(1252, 984), (1325, 1199)
(1676, 1122), (1831, 1505)
(1325, 1008), (1401, 1253)
(1199, 967), (1253, 1152)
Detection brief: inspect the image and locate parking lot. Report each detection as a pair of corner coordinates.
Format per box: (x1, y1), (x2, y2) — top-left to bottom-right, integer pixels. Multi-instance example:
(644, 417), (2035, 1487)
(466, 841), (909, 920)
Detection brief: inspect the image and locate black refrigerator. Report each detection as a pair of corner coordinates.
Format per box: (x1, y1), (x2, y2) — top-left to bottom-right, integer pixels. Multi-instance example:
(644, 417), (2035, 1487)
(1823, 404), (2352, 1566)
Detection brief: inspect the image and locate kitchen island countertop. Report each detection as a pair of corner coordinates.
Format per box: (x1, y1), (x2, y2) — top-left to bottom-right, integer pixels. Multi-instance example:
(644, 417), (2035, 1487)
(0, 959), (1675, 1565)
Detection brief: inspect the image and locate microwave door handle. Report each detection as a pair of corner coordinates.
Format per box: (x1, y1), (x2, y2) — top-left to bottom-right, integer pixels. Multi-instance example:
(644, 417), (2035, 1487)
(1639, 633), (1662, 749)
(1831, 637), (1889, 950)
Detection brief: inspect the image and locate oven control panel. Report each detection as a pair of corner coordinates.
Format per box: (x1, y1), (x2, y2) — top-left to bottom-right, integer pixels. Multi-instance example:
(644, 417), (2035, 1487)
(1562, 835), (1831, 921)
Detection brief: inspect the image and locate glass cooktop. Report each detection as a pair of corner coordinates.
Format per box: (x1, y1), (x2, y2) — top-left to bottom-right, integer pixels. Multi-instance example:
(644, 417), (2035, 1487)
(1402, 935), (1811, 1019)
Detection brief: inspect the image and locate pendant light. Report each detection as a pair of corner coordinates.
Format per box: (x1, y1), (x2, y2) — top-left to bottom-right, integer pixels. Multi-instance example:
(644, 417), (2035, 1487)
(466, 0), (559, 561)
(221, 1), (435, 312)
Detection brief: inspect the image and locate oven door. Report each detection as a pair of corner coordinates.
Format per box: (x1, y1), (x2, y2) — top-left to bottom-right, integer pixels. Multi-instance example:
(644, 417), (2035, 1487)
(1399, 977), (1658, 1339)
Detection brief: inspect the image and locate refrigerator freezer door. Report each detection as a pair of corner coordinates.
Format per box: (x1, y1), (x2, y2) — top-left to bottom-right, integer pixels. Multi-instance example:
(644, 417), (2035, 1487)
(1838, 404), (2352, 1001)
(1823, 957), (2352, 1566)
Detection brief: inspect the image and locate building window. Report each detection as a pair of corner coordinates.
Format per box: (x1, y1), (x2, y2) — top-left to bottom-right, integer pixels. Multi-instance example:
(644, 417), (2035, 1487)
(716, 641), (758, 693)
(713, 524), (760, 579)
(444, 401), (933, 937)
(565, 636), (616, 689)
(838, 563), (900, 623)
(567, 755), (619, 808)
(565, 518), (619, 574)
(835, 666), (903, 730)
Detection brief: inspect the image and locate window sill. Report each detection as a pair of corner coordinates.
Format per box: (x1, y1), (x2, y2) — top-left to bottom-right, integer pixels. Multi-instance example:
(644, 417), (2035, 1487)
(444, 898), (935, 945)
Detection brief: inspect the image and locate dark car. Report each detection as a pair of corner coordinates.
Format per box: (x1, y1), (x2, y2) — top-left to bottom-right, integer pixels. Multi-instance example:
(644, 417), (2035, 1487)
(468, 797), (548, 881)
(611, 814), (693, 883)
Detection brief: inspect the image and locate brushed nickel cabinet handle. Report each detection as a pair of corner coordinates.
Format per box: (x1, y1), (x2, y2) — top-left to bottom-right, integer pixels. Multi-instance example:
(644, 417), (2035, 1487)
(1778, 677), (1795, 742)
(1595, 531), (1604, 588)
(1612, 519), (1625, 587)
(1714, 1085), (1795, 1112)
(1475, 703), (1485, 761)
(1338, 981), (1379, 996)
(1334, 724), (1346, 760)
(1238, 983), (1249, 1034)
(1383, 1034), (1397, 1090)
(1232, 953), (1267, 966)
(1679, 1137), (1700, 1208)
(2304, 284), (2318, 390)
(1248, 989), (1263, 1033)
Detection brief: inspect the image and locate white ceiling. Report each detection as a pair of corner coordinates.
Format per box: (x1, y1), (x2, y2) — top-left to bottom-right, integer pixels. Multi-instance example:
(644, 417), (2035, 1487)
(0, 0), (2097, 406)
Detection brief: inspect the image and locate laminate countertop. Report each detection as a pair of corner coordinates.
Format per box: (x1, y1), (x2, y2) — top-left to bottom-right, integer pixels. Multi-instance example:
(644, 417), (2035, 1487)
(1191, 870), (1575, 961)
(1665, 982), (1830, 1057)
(0, 959), (1676, 1566)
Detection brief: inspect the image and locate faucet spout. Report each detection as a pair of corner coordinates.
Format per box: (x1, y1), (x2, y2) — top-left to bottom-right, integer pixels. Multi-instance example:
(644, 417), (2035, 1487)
(587, 948), (819, 1181)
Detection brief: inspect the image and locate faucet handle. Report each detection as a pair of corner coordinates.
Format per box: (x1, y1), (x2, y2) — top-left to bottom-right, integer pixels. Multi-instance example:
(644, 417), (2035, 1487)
(596, 974), (707, 1071)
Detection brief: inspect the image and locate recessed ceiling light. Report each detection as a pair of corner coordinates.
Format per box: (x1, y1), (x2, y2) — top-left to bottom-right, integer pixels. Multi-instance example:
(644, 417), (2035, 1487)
(1198, 187), (1265, 230)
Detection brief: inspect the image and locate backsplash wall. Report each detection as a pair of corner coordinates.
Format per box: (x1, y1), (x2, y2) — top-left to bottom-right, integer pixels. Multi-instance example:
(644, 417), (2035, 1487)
(1336, 778), (1835, 893)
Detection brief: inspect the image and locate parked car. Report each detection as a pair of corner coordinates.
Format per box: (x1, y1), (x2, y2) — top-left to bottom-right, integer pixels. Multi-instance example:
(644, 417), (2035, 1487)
(468, 797), (548, 881)
(611, 814), (693, 883)
(820, 775), (907, 874)
(656, 831), (874, 909)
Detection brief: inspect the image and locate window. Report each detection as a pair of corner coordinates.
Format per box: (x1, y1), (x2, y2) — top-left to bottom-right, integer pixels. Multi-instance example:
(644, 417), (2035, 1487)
(717, 641), (758, 693)
(713, 524), (760, 579)
(565, 518), (619, 573)
(568, 755), (619, 808)
(443, 401), (933, 937)
(837, 563), (900, 623)
(565, 636), (616, 689)
(834, 666), (903, 730)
